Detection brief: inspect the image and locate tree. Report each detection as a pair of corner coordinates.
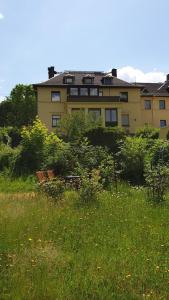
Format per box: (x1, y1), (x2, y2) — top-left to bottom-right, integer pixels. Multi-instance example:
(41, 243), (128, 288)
(0, 84), (37, 127)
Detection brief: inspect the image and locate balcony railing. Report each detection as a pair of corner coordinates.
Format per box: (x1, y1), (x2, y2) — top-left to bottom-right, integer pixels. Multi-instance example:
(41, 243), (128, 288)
(67, 95), (127, 102)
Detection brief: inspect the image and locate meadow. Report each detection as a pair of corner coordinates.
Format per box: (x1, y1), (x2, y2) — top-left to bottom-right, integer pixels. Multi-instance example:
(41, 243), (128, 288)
(1, 178), (169, 299)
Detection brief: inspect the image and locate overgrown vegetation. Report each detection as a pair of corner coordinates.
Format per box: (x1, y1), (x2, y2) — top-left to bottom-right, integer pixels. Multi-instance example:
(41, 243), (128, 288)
(1, 108), (169, 298)
(1, 182), (169, 299)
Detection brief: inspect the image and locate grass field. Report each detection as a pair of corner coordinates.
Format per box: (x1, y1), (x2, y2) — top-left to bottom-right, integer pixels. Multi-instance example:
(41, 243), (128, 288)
(1, 180), (169, 299)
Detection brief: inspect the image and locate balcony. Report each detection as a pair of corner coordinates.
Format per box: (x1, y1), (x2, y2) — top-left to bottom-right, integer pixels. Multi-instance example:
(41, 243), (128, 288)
(67, 95), (127, 103)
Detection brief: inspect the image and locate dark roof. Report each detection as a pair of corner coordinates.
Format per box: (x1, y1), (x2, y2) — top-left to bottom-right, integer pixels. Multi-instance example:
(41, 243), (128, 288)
(34, 71), (141, 88)
(138, 82), (169, 97)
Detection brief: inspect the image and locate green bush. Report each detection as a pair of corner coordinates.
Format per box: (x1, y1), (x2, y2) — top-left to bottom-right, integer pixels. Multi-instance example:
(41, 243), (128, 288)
(0, 143), (21, 173)
(42, 179), (65, 201)
(145, 164), (169, 202)
(120, 137), (148, 184)
(79, 169), (102, 203)
(136, 125), (159, 139)
(85, 126), (126, 153)
(98, 155), (115, 188)
(148, 139), (169, 166)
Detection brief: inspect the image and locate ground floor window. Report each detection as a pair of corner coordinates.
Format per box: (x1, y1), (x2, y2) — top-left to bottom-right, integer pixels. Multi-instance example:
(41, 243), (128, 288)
(105, 109), (117, 127)
(122, 114), (129, 127)
(88, 108), (101, 120)
(160, 120), (166, 128)
(52, 115), (60, 127)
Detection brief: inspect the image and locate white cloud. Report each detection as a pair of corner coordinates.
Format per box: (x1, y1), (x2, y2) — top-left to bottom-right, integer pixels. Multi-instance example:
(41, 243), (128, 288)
(118, 66), (166, 83)
(0, 95), (5, 102)
(0, 13), (4, 19)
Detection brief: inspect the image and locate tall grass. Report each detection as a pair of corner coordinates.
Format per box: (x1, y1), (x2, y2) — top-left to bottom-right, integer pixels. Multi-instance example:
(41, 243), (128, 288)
(0, 174), (36, 193)
(1, 182), (169, 299)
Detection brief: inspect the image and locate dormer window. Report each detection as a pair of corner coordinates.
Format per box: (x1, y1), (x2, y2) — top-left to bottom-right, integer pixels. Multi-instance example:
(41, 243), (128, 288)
(63, 75), (75, 84)
(102, 76), (113, 85)
(83, 75), (94, 84)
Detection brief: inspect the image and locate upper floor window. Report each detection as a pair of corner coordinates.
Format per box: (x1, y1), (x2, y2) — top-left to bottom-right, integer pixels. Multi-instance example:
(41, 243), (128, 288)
(120, 92), (128, 102)
(90, 88), (98, 96)
(63, 75), (75, 84)
(159, 100), (165, 109)
(83, 76), (94, 84)
(144, 100), (151, 110)
(102, 77), (112, 85)
(52, 115), (60, 127)
(70, 88), (78, 96)
(80, 88), (88, 96)
(160, 120), (166, 128)
(51, 91), (60, 102)
(122, 114), (129, 127)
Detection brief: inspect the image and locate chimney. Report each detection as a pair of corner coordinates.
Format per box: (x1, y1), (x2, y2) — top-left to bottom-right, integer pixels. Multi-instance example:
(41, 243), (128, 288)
(48, 66), (57, 79)
(112, 68), (117, 77)
(167, 74), (169, 81)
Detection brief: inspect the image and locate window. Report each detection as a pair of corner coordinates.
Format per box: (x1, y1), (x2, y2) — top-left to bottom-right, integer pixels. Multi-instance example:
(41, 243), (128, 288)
(88, 108), (101, 120)
(99, 90), (103, 96)
(64, 76), (74, 84)
(144, 100), (151, 110)
(83, 77), (94, 84)
(80, 88), (88, 96)
(122, 114), (129, 127)
(65, 77), (73, 84)
(102, 77), (112, 85)
(70, 88), (78, 96)
(51, 91), (60, 102)
(90, 88), (98, 96)
(160, 120), (166, 128)
(159, 100), (165, 109)
(120, 92), (128, 102)
(52, 115), (60, 127)
(105, 109), (117, 127)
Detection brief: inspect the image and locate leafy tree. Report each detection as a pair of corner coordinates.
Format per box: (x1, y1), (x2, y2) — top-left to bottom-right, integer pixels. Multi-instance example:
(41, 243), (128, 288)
(56, 111), (102, 142)
(0, 84), (37, 127)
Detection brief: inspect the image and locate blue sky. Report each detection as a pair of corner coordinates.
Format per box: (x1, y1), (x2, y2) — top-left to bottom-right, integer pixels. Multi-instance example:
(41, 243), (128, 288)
(0, 0), (169, 100)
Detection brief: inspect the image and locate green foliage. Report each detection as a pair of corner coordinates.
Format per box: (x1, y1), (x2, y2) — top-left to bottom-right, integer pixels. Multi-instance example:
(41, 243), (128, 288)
(145, 164), (169, 202)
(98, 156), (115, 188)
(56, 111), (102, 142)
(120, 137), (148, 184)
(0, 143), (20, 173)
(0, 127), (21, 147)
(136, 125), (160, 139)
(146, 139), (169, 167)
(12, 117), (63, 175)
(0, 84), (37, 127)
(85, 126), (126, 153)
(42, 179), (65, 201)
(79, 169), (102, 203)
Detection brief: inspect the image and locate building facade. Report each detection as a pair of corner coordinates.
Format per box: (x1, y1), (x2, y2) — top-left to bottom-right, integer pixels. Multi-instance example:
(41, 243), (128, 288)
(34, 67), (169, 135)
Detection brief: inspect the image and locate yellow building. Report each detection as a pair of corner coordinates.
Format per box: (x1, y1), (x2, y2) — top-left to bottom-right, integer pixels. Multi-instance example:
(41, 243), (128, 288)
(34, 67), (169, 135)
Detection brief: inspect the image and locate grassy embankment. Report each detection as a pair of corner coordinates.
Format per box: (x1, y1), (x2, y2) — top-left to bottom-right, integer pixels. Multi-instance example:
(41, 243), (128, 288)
(0, 177), (169, 299)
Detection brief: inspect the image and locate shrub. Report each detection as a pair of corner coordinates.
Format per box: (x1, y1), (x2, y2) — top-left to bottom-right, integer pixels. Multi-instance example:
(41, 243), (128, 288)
(79, 169), (103, 203)
(146, 139), (169, 167)
(145, 164), (169, 202)
(0, 143), (21, 173)
(85, 126), (126, 154)
(98, 155), (115, 188)
(0, 127), (21, 148)
(136, 125), (159, 139)
(42, 179), (65, 201)
(120, 137), (148, 184)
(15, 117), (64, 175)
